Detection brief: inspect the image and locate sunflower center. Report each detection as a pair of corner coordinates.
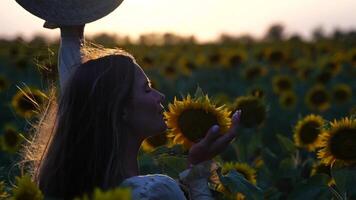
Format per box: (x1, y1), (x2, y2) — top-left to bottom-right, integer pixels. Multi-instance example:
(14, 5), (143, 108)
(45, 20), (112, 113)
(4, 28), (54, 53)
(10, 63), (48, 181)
(277, 79), (292, 90)
(310, 89), (328, 105)
(146, 133), (167, 147)
(333, 89), (349, 102)
(329, 128), (356, 160)
(4, 129), (19, 147)
(299, 121), (322, 144)
(178, 108), (218, 143)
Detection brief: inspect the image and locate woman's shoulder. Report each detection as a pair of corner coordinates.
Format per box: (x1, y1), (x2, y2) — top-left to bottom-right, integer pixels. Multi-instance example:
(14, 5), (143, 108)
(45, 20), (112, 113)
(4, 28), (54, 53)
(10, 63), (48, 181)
(120, 174), (187, 200)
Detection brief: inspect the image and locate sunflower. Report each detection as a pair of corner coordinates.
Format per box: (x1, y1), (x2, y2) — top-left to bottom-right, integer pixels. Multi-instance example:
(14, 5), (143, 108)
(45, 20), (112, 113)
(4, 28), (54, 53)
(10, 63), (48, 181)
(164, 92), (231, 149)
(272, 75), (293, 95)
(322, 60), (341, 76)
(305, 85), (330, 112)
(221, 50), (247, 68)
(293, 114), (325, 151)
(211, 162), (257, 200)
(0, 75), (9, 92)
(266, 48), (286, 65)
(243, 66), (268, 81)
(317, 117), (356, 166)
(231, 95), (267, 128)
(212, 93), (231, 107)
(141, 132), (169, 152)
(331, 84), (352, 105)
(11, 87), (48, 118)
(316, 69), (332, 84)
(279, 91), (297, 110)
(0, 125), (23, 153)
(161, 65), (178, 80)
(11, 175), (44, 200)
(247, 86), (265, 99)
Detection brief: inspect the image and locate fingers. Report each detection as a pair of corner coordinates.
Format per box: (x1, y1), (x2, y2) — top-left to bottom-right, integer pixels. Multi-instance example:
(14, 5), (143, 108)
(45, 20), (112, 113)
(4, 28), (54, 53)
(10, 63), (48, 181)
(211, 110), (242, 151)
(201, 124), (221, 145)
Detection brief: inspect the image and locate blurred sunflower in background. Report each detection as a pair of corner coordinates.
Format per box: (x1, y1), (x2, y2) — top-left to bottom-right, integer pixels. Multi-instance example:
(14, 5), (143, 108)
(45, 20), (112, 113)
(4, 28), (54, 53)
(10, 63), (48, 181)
(0, 124), (23, 154)
(221, 49), (247, 68)
(0, 75), (9, 92)
(243, 66), (268, 81)
(231, 95), (267, 128)
(272, 75), (293, 95)
(210, 162), (257, 200)
(11, 175), (43, 200)
(331, 83), (352, 105)
(279, 90), (297, 110)
(305, 84), (330, 112)
(247, 86), (265, 99)
(322, 60), (342, 77)
(161, 65), (178, 80)
(293, 114), (325, 151)
(212, 93), (231, 107)
(141, 132), (169, 152)
(11, 87), (47, 119)
(317, 117), (356, 166)
(265, 48), (287, 65)
(164, 90), (231, 149)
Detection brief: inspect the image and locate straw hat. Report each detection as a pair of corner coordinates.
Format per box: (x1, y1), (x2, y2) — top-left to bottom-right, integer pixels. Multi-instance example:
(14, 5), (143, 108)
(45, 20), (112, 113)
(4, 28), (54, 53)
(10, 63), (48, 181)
(16, 0), (124, 25)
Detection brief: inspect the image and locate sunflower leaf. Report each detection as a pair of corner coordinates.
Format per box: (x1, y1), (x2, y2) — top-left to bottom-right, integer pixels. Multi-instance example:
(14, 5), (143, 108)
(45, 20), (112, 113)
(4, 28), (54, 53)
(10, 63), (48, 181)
(289, 174), (331, 200)
(155, 155), (187, 179)
(218, 170), (263, 200)
(331, 161), (356, 197)
(276, 134), (296, 155)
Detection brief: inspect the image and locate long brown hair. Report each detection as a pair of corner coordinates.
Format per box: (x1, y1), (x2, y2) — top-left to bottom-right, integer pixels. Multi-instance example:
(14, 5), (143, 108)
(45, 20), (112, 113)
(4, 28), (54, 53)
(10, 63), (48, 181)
(20, 48), (137, 199)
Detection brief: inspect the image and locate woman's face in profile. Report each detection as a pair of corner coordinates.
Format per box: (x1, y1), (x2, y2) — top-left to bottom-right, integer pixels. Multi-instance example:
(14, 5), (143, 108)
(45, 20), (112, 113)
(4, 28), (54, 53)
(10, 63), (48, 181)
(125, 64), (167, 139)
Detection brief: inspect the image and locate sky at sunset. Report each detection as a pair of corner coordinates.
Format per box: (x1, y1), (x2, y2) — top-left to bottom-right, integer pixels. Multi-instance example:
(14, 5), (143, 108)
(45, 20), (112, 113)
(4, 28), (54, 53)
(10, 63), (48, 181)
(1, 0), (356, 42)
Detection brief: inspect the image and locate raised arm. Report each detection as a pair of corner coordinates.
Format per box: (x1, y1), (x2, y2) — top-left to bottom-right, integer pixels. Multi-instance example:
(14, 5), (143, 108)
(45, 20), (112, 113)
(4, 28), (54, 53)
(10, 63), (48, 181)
(58, 25), (85, 91)
(44, 22), (85, 91)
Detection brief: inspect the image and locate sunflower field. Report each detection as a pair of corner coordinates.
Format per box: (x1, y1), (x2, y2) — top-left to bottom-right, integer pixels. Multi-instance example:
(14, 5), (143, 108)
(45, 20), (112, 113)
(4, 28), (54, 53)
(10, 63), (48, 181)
(0, 27), (355, 200)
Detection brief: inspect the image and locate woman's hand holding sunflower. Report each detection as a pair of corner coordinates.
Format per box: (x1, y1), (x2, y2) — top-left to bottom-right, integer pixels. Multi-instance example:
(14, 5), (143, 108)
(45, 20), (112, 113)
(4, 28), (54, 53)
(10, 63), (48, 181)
(187, 110), (241, 166)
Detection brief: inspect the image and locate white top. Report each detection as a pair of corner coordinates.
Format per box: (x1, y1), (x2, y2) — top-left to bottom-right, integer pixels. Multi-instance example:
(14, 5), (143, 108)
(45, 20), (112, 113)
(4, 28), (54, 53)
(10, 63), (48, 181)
(58, 34), (215, 200)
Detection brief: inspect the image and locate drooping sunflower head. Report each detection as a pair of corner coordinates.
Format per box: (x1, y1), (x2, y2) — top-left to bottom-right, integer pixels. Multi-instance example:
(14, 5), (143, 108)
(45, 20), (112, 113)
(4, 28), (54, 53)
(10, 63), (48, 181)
(164, 90), (231, 149)
(331, 83), (352, 105)
(279, 91), (297, 110)
(141, 132), (169, 152)
(293, 114), (325, 151)
(317, 117), (356, 166)
(11, 87), (47, 119)
(231, 95), (267, 128)
(272, 75), (293, 94)
(305, 84), (330, 112)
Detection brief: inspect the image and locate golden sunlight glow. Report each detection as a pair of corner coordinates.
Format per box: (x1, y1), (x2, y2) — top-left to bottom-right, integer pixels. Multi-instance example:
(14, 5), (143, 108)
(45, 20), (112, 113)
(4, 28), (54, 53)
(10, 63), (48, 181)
(1, 0), (356, 42)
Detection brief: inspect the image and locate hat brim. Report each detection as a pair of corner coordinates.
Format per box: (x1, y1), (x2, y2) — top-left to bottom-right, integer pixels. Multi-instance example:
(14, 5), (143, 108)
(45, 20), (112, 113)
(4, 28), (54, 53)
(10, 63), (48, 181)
(16, 0), (124, 25)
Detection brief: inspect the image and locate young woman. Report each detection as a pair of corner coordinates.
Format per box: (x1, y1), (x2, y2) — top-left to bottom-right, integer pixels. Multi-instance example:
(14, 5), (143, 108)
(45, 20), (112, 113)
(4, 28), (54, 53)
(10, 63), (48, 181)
(23, 24), (241, 200)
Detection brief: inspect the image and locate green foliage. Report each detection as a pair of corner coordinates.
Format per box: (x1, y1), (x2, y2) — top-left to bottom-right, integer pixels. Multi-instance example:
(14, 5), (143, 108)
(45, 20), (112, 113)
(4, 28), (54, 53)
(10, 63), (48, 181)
(218, 170), (263, 200)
